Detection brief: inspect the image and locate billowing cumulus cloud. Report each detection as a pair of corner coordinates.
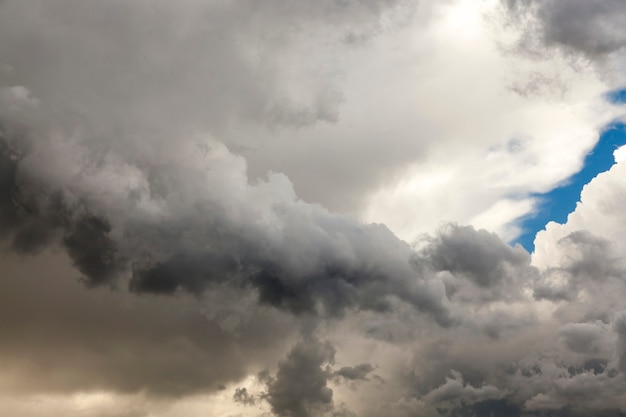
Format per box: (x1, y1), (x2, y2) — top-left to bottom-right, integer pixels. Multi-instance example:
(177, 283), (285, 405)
(3, 1), (626, 417)
(264, 337), (336, 417)
(0, 127), (455, 324)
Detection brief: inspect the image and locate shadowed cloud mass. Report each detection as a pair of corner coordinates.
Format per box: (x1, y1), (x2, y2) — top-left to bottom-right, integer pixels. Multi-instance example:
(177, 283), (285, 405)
(2, 1), (626, 417)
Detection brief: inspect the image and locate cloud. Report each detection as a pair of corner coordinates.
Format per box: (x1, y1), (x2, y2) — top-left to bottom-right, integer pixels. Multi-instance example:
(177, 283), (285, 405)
(334, 364), (375, 381)
(4, 148), (626, 415)
(416, 224), (535, 303)
(0, 250), (300, 398)
(0, 125), (461, 325)
(502, 0), (626, 60)
(264, 337), (336, 417)
(559, 322), (612, 355)
(532, 158), (626, 324)
(3, 1), (626, 417)
(359, 0), (621, 242)
(424, 371), (507, 405)
(233, 387), (258, 406)
(0, 0), (413, 135)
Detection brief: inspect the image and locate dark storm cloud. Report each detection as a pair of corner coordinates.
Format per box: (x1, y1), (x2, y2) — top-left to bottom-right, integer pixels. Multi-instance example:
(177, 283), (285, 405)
(9, 191), (68, 254)
(502, 0), (626, 59)
(0, 0), (461, 407)
(0, 134), (22, 234)
(416, 224), (537, 303)
(264, 338), (336, 417)
(334, 363), (374, 381)
(4, 144), (626, 417)
(129, 251), (240, 295)
(62, 214), (123, 285)
(4, 122), (626, 416)
(437, 399), (626, 417)
(125, 216), (452, 324)
(4, 1), (626, 416)
(438, 399), (520, 417)
(0, 124), (458, 326)
(421, 224), (530, 287)
(0, 136), (124, 281)
(8, 116), (626, 417)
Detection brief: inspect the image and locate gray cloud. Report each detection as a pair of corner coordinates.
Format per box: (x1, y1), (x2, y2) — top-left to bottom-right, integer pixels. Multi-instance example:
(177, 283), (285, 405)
(502, 0), (626, 60)
(416, 224), (537, 304)
(0, 0), (460, 327)
(0, 126), (458, 325)
(234, 387), (258, 406)
(559, 322), (610, 355)
(264, 338), (336, 417)
(0, 0), (413, 137)
(5, 140), (626, 415)
(3, 1), (626, 417)
(4, 155), (626, 417)
(334, 364), (375, 381)
(534, 231), (626, 308)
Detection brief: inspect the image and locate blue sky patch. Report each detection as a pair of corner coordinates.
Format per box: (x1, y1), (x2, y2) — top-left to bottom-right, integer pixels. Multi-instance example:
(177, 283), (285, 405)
(606, 87), (626, 104)
(515, 121), (626, 252)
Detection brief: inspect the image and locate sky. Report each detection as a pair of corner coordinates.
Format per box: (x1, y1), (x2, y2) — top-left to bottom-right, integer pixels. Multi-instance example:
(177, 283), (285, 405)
(2, 1), (626, 417)
(516, 119), (626, 252)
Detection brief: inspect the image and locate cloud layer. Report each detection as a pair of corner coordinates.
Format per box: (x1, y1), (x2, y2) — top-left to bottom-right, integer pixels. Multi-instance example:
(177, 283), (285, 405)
(2, 1), (626, 417)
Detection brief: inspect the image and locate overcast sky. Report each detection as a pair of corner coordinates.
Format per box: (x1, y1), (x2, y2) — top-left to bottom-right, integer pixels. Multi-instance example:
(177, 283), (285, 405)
(2, 1), (626, 416)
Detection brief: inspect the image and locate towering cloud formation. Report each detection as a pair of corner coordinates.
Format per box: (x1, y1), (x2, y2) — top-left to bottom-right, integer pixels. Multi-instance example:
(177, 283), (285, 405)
(2, 1), (626, 417)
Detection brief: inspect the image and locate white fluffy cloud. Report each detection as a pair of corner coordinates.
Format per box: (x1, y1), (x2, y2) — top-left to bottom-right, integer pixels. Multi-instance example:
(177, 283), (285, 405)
(359, 0), (623, 242)
(533, 150), (626, 270)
